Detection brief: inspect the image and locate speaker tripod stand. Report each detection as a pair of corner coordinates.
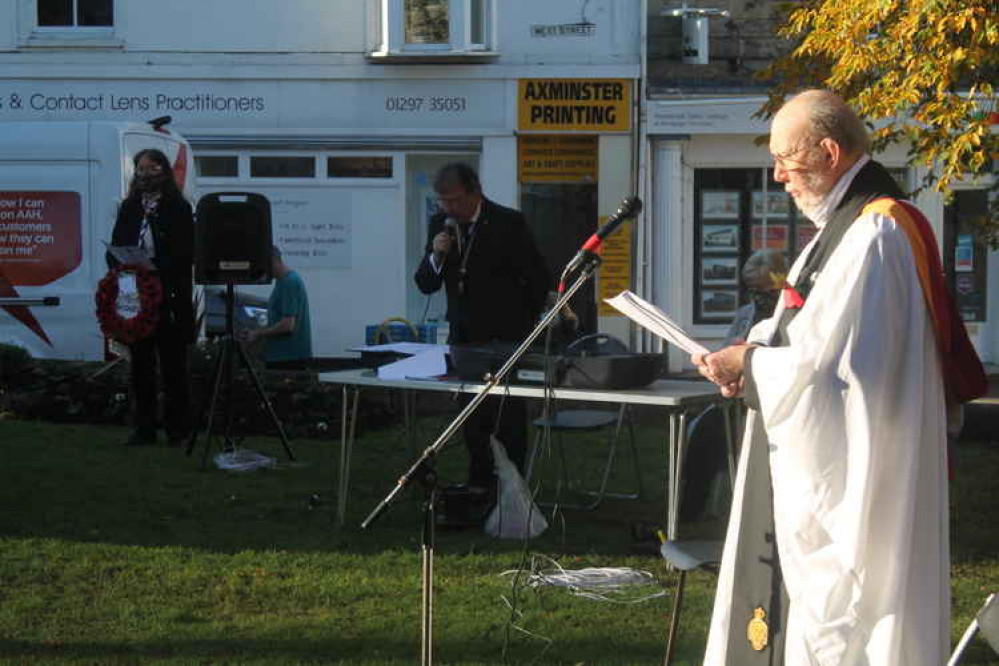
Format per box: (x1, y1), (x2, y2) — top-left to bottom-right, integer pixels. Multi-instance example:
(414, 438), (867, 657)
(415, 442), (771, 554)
(185, 283), (295, 467)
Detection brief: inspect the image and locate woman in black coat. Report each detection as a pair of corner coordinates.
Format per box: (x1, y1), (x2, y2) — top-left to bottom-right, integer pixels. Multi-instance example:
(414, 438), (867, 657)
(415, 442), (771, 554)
(108, 148), (195, 447)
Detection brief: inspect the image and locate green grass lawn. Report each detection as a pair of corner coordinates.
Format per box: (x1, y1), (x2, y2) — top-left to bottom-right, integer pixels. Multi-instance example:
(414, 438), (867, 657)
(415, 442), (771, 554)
(0, 407), (996, 665)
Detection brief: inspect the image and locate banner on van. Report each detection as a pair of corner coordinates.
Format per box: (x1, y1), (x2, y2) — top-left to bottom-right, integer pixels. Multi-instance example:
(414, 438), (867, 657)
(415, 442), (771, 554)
(0, 191), (82, 347)
(0, 191), (82, 285)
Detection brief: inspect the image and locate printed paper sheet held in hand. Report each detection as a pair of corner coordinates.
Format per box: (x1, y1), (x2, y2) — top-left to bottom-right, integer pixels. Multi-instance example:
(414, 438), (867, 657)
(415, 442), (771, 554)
(605, 290), (710, 356)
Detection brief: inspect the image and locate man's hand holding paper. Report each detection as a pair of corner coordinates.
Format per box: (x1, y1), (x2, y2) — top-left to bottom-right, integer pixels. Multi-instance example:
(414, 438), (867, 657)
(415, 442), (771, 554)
(692, 343), (756, 397)
(606, 288), (755, 396)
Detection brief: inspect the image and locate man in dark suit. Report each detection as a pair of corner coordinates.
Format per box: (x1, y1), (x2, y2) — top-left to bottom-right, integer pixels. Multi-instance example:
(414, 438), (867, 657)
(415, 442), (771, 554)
(414, 163), (550, 492)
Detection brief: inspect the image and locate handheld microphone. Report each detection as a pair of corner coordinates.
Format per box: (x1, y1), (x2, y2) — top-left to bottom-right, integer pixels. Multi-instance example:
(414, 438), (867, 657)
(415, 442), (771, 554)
(559, 196), (642, 292)
(443, 216), (458, 239)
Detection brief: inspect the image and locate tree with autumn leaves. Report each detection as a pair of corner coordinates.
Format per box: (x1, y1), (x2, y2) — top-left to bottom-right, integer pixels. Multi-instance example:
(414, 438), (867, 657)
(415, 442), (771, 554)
(758, 0), (998, 245)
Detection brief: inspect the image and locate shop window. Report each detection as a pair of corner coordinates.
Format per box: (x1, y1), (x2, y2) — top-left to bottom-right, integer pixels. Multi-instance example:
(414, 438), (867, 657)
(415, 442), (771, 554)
(521, 183), (599, 334)
(693, 166), (909, 326)
(328, 156), (393, 179)
(23, 0), (118, 47)
(195, 156), (239, 179)
(694, 169), (797, 325)
(943, 190), (990, 322)
(249, 156), (315, 179)
(371, 0), (496, 60)
(519, 134), (600, 333)
(37, 0), (112, 26)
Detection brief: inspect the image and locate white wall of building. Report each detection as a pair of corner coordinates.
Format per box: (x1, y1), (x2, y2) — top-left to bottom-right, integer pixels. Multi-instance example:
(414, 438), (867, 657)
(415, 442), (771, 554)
(0, 1), (643, 359)
(119, 0), (365, 52)
(0, 0), (641, 62)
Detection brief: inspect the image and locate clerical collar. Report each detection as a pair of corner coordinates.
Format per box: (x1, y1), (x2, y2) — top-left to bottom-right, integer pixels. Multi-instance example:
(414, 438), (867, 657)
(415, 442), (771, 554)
(807, 154), (870, 229)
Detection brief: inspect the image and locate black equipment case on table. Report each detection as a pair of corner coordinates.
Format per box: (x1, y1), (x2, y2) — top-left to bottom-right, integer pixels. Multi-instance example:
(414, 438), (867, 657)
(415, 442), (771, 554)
(450, 334), (664, 390)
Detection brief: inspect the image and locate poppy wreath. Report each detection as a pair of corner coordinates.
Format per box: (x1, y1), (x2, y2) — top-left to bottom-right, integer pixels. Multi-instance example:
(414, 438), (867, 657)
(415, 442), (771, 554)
(95, 265), (164, 344)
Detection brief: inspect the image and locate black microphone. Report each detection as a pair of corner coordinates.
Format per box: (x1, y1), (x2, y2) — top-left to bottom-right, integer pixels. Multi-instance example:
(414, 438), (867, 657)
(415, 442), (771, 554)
(559, 196), (642, 291)
(429, 213), (457, 259)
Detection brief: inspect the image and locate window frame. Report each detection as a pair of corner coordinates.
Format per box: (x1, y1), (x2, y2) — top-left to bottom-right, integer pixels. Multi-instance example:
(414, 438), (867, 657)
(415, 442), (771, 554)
(370, 0), (498, 61)
(690, 164), (913, 327)
(194, 153), (241, 181)
(191, 150), (402, 187)
(20, 0), (121, 48)
(248, 154), (319, 180)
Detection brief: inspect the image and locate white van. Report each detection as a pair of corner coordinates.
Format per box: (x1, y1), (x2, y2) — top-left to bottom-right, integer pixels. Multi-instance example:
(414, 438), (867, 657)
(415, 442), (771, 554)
(0, 119), (194, 360)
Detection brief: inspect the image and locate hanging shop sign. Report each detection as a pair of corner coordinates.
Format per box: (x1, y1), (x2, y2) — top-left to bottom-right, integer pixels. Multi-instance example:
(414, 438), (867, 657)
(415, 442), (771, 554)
(518, 134), (598, 183)
(518, 79), (631, 132)
(597, 219), (633, 316)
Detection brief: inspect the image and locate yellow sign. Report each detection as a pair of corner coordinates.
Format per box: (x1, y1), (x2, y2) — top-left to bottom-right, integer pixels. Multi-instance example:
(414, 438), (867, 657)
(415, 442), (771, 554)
(597, 217), (632, 316)
(519, 135), (598, 183)
(519, 79), (631, 132)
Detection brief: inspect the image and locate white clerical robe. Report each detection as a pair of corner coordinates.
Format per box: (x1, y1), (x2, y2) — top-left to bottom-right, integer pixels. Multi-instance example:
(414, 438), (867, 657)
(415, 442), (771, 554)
(704, 209), (950, 665)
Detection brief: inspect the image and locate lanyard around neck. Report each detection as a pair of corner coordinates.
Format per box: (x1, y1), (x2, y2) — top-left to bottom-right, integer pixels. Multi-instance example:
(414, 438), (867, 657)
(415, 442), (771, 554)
(456, 220), (480, 297)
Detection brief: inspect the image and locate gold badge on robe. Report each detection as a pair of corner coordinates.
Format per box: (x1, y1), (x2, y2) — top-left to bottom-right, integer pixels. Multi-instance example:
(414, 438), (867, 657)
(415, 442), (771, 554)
(747, 607), (769, 651)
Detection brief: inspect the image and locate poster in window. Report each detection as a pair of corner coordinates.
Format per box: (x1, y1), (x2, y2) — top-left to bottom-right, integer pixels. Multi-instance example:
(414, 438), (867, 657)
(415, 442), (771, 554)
(700, 289), (739, 317)
(701, 256), (739, 285)
(797, 224), (818, 252)
(751, 224), (788, 250)
(955, 234), (974, 272)
(751, 191), (790, 218)
(956, 273), (975, 295)
(701, 191), (740, 219)
(701, 223), (739, 252)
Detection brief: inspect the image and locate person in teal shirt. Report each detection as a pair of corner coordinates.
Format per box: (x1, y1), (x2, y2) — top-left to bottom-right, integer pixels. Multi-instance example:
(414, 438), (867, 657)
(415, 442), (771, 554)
(244, 246), (312, 368)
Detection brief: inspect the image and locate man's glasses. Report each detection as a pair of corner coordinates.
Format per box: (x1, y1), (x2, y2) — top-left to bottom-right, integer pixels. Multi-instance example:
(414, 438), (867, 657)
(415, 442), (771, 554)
(771, 140), (821, 170)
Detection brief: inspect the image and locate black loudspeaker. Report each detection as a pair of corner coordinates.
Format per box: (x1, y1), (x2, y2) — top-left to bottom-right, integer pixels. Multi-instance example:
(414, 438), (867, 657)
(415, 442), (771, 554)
(195, 192), (273, 285)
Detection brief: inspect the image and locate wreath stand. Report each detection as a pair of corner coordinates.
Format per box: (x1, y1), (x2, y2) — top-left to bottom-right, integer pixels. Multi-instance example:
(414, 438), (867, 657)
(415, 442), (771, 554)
(185, 283), (295, 467)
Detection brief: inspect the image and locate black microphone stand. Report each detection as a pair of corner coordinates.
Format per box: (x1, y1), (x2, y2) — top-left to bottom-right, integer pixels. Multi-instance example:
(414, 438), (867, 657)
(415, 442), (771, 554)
(361, 251), (604, 666)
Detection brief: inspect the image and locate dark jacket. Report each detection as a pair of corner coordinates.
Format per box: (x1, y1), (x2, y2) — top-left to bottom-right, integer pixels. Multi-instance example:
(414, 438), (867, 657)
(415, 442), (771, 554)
(414, 197), (550, 344)
(107, 194), (195, 343)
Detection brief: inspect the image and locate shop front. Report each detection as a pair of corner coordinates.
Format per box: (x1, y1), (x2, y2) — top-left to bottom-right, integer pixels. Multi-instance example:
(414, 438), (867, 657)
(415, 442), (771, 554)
(0, 76), (518, 358)
(516, 78), (636, 341)
(645, 97), (997, 369)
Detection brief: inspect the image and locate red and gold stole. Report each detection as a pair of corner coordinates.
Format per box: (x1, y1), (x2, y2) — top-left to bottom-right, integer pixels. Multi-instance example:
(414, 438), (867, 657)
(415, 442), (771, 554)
(863, 198), (987, 403)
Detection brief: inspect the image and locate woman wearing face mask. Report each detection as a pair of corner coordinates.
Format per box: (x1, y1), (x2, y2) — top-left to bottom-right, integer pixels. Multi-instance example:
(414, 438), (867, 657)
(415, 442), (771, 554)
(724, 250), (788, 344)
(107, 148), (195, 447)
(680, 250), (789, 522)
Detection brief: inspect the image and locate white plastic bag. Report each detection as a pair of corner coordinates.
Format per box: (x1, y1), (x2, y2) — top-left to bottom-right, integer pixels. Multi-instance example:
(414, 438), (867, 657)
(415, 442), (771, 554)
(484, 435), (547, 539)
(213, 449), (276, 472)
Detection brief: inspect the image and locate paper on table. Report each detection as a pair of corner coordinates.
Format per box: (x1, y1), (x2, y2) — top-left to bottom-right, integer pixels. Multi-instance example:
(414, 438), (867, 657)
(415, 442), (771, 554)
(106, 245), (155, 270)
(347, 342), (449, 355)
(377, 348), (447, 380)
(604, 290), (710, 356)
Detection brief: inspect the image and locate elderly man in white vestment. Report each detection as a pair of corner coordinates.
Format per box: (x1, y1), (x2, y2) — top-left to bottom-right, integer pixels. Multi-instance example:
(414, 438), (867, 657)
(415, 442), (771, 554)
(692, 89), (986, 665)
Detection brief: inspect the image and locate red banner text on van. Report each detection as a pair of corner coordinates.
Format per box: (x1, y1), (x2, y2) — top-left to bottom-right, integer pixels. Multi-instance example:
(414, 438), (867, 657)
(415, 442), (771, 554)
(0, 191), (82, 285)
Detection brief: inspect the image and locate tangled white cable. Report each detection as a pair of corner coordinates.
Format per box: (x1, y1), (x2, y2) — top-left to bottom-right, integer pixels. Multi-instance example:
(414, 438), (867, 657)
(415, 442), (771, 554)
(213, 449), (276, 472)
(501, 555), (667, 604)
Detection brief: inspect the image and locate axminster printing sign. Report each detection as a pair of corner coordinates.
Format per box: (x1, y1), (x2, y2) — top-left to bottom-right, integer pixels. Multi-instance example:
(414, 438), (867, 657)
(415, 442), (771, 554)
(518, 79), (631, 132)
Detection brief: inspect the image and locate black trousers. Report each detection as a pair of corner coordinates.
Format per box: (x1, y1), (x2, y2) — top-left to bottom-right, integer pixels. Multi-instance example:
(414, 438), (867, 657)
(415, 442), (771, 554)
(129, 316), (190, 440)
(461, 393), (527, 489)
